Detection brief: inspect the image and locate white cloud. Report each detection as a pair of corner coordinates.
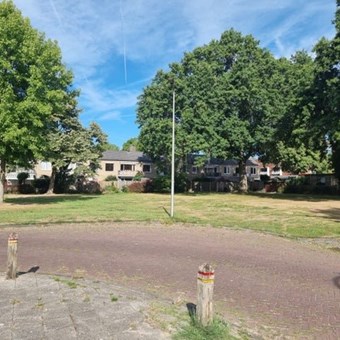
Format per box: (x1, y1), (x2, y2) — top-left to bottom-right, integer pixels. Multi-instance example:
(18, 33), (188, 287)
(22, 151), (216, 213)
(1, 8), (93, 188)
(12, 0), (337, 128)
(14, 0), (336, 74)
(79, 80), (140, 121)
(98, 111), (122, 121)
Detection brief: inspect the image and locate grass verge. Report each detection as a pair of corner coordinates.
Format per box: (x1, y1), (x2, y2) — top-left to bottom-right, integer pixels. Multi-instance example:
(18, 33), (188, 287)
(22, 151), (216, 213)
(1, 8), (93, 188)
(173, 318), (238, 340)
(1, 192), (339, 238)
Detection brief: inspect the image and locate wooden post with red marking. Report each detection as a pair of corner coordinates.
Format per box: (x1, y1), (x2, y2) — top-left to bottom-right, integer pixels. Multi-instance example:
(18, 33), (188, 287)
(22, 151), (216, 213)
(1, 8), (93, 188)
(197, 263), (214, 326)
(6, 233), (18, 280)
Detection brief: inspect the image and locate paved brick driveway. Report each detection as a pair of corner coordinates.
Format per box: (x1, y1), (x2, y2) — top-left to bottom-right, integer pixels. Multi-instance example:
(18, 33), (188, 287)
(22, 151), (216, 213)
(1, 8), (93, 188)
(0, 223), (339, 339)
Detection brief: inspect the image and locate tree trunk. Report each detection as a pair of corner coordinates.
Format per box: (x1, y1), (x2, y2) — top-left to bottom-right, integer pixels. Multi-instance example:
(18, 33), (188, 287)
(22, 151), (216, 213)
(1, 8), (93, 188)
(47, 165), (57, 194)
(0, 159), (6, 203)
(238, 160), (248, 193)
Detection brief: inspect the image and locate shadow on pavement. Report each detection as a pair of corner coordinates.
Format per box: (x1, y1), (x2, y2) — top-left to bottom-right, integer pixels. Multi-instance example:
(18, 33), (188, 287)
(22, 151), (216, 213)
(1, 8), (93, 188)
(17, 265), (40, 276)
(332, 274), (340, 290)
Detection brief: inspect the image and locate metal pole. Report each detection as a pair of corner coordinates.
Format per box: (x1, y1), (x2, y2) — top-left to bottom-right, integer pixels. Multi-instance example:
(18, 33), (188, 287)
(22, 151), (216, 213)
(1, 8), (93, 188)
(170, 90), (175, 218)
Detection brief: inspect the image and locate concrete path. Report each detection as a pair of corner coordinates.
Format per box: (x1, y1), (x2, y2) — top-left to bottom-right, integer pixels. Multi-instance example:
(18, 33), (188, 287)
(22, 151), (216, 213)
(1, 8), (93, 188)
(0, 223), (339, 339)
(0, 272), (170, 340)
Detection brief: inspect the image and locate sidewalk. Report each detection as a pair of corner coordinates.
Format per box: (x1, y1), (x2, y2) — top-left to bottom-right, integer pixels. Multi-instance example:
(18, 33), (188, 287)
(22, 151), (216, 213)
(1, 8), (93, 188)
(0, 272), (170, 340)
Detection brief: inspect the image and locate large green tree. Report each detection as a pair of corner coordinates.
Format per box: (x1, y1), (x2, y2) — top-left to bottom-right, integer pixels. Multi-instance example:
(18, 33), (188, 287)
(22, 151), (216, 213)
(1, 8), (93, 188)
(272, 52), (330, 174)
(137, 29), (288, 191)
(312, 0), (340, 178)
(0, 0), (75, 202)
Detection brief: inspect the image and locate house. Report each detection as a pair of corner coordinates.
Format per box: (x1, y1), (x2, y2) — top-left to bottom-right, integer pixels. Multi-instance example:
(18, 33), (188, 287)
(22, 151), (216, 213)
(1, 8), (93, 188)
(97, 151), (156, 184)
(187, 156), (260, 181)
(258, 163), (294, 179)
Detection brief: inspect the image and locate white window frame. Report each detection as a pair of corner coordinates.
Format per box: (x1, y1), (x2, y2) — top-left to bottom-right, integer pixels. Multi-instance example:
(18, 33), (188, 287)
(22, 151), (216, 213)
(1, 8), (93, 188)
(223, 166), (230, 175)
(120, 164), (135, 171)
(250, 167), (257, 175)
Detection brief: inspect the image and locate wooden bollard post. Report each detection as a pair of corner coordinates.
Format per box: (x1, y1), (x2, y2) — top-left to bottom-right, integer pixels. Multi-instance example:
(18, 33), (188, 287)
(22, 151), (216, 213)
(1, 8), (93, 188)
(197, 263), (215, 326)
(6, 233), (18, 280)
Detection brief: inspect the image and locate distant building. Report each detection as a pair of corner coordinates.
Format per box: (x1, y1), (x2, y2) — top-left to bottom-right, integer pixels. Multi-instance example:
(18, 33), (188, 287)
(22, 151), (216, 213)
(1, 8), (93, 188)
(97, 151), (156, 185)
(187, 156), (260, 181)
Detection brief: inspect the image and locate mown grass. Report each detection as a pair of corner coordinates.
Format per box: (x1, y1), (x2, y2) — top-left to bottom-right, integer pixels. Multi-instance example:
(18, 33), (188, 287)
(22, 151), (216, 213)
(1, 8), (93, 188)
(1, 192), (340, 238)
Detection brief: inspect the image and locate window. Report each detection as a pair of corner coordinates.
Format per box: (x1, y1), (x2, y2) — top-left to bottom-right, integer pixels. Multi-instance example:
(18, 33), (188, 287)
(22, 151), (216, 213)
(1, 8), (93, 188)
(120, 164), (135, 171)
(192, 166), (198, 174)
(250, 167), (257, 175)
(40, 161), (52, 171)
(224, 166), (230, 175)
(105, 163), (114, 171)
(143, 164), (151, 173)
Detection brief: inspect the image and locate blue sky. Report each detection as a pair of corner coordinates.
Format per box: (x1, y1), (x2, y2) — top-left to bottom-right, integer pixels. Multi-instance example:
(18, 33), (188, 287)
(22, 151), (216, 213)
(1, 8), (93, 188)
(13, 0), (336, 148)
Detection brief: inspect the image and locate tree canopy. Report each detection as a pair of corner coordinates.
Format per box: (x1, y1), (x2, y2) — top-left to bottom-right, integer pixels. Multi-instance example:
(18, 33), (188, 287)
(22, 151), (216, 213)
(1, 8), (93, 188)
(0, 0), (75, 201)
(103, 142), (120, 151)
(137, 29), (294, 190)
(0, 1), (108, 197)
(311, 0), (340, 178)
(122, 137), (140, 151)
(137, 2), (340, 190)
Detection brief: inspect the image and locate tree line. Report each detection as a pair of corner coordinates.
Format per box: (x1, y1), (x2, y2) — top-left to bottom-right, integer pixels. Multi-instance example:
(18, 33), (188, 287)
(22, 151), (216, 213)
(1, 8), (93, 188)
(0, 1), (339, 201)
(136, 1), (340, 192)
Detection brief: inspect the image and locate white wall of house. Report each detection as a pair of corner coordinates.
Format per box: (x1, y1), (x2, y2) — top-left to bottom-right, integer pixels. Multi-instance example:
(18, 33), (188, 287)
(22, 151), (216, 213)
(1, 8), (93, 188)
(96, 160), (155, 182)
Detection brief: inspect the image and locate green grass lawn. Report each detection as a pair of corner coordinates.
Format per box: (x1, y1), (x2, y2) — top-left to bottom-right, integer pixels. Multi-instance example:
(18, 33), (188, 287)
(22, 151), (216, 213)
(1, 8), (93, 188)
(1, 192), (340, 238)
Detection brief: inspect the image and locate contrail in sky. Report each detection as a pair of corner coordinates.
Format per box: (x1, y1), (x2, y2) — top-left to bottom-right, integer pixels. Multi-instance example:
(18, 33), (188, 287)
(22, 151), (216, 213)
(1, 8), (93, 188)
(49, 0), (63, 27)
(119, 0), (128, 84)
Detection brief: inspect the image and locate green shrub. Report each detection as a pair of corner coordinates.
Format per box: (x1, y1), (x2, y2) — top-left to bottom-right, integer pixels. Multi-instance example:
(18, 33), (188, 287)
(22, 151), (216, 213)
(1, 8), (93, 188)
(33, 176), (50, 194)
(54, 169), (75, 194)
(18, 183), (35, 194)
(151, 174), (189, 193)
(133, 171), (143, 181)
(84, 181), (102, 194)
(105, 175), (117, 181)
(283, 177), (339, 195)
(17, 172), (29, 185)
(175, 173), (189, 193)
(17, 172), (34, 194)
(104, 183), (120, 193)
(121, 185), (129, 193)
(151, 176), (171, 193)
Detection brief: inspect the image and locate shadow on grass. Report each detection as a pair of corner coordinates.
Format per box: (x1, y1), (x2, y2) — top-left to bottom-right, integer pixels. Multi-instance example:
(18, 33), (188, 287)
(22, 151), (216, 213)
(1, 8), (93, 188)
(179, 191), (340, 202)
(5, 194), (98, 205)
(248, 192), (340, 202)
(312, 208), (340, 223)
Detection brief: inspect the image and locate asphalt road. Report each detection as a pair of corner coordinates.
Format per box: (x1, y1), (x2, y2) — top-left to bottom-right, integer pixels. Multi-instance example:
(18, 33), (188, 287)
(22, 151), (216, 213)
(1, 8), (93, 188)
(1, 223), (339, 339)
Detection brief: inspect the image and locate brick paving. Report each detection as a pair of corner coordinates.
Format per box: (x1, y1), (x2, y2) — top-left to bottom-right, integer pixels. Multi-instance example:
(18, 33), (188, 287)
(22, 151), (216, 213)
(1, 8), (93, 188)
(0, 223), (339, 339)
(0, 272), (170, 340)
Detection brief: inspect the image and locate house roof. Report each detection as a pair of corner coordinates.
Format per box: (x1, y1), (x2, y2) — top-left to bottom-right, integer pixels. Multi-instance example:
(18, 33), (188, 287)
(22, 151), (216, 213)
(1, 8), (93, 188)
(100, 151), (152, 163)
